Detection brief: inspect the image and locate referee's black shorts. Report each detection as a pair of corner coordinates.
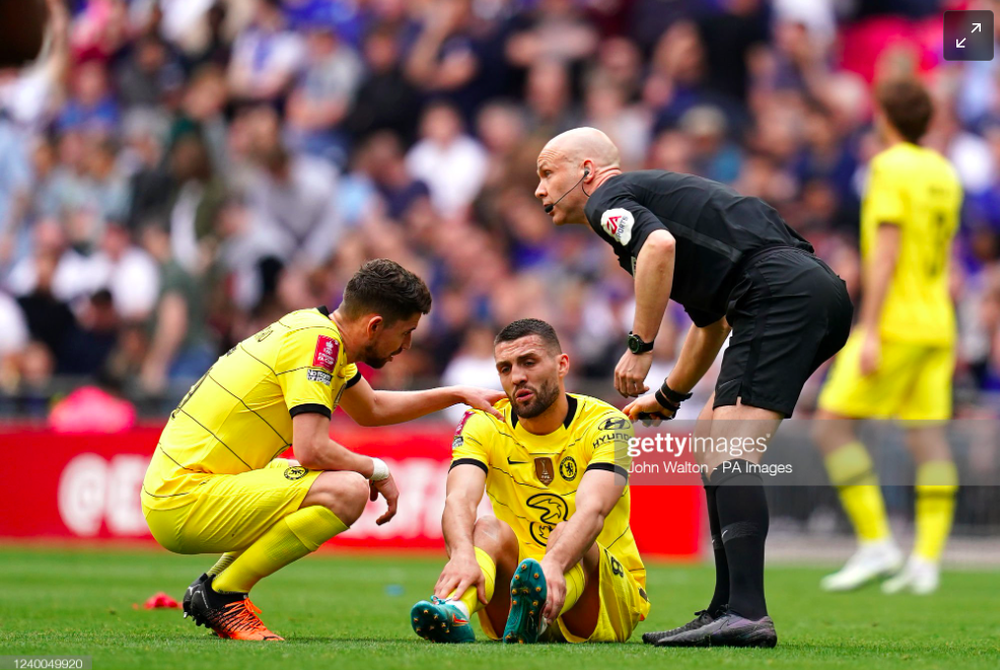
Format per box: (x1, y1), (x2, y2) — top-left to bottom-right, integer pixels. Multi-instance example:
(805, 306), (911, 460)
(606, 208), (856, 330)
(713, 246), (853, 417)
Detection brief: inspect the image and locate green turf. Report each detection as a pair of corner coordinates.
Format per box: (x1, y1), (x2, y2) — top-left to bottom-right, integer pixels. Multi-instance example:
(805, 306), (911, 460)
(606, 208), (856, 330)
(0, 547), (997, 670)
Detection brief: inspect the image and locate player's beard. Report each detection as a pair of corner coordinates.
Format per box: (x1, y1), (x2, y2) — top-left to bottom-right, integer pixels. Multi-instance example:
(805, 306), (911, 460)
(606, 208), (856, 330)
(510, 376), (560, 419)
(359, 341), (403, 369)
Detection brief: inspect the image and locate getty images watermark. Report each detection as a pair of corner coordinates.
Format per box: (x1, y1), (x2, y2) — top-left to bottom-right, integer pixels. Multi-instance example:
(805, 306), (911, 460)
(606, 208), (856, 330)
(615, 419), (1000, 486)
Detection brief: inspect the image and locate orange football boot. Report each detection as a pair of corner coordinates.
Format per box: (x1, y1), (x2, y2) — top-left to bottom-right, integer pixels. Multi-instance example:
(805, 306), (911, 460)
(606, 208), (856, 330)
(187, 576), (284, 641)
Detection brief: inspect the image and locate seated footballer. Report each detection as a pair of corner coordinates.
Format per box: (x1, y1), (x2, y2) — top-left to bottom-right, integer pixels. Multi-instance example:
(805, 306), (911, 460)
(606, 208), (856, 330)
(410, 318), (650, 644)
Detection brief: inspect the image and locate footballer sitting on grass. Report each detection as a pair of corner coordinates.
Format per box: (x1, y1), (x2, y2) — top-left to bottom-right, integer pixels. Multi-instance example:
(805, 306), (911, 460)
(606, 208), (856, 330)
(141, 259), (503, 641)
(410, 318), (650, 644)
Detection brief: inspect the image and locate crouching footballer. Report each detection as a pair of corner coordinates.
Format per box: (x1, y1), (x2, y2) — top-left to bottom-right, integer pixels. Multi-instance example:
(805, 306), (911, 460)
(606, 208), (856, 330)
(411, 319), (650, 644)
(141, 260), (503, 640)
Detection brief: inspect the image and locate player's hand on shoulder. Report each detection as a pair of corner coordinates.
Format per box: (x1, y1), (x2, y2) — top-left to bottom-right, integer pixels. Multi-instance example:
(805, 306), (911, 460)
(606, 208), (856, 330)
(434, 551), (488, 605)
(624, 393), (675, 427)
(370, 474), (399, 526)
(454, 386), (506, 420)
(539, 557), (567, 623)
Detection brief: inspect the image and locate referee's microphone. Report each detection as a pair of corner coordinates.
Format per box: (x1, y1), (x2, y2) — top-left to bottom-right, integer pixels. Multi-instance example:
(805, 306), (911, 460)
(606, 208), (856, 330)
(544, 169), (590, 214)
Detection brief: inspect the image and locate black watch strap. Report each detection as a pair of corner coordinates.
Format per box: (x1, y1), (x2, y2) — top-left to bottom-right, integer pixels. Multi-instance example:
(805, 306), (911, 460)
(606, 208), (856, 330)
(628, 331), (654, 354)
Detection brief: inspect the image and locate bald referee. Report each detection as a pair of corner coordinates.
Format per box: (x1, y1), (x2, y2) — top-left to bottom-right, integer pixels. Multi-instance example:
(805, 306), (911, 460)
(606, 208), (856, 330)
(535, 128), (853, 647)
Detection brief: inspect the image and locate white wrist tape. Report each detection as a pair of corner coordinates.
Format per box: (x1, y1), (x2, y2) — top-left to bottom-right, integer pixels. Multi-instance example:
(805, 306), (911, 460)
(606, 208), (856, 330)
(369, 457), (390, 482)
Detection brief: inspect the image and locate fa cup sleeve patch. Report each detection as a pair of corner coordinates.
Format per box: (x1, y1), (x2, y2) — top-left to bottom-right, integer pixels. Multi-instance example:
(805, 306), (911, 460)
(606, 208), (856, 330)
(312, 335), (340, 372)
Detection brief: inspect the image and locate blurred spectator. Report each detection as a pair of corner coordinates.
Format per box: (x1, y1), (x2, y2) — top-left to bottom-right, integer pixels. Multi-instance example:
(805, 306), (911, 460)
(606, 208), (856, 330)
(58, 289), (120, 377)
(405, 101), (487, 217)
(406, 0), (506, 119)
(285, 24), (364, 166)
(582, 71), (650, 169)
(505, 0), (599, 73)
(678, 105), (742, 184)
(116, 35), (185, 109)
(15, 252), (76, 371)
(442, 324), (504, 422)
(346, 24), (421, 143)
(697, 0), (768, 104)
(228, 0), (305, 105)
(245, 121), (343, 269)
(0, 291), (29, 391)
(357, 131), (431, 221)
(523, 59), (578, 135)
(138, 224), (215, 396)
(57, 60), (120, 135)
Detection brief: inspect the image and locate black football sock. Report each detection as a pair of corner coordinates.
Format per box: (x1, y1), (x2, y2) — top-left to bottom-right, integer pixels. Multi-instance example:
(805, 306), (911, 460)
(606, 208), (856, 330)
(711, 459), (769, 621)
(702, 473), (729, 617)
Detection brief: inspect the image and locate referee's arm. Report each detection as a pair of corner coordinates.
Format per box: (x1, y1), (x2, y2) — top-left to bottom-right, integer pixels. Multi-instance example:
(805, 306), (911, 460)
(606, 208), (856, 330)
(665, 318), (732, 395)
(631, 229), (676, 343)
(616, 229), (676, 396)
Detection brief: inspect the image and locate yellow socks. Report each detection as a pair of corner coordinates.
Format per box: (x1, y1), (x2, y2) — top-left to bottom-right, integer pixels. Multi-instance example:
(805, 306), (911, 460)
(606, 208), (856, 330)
(560, 563), (587, 616)
(825, 441), (891, 543)
(452, 547), (496, 616)
(914, 461), (958, 562)
(213, 506), (348, 594)
(207, 551), (242, 577)
(448, 550), (585, 618)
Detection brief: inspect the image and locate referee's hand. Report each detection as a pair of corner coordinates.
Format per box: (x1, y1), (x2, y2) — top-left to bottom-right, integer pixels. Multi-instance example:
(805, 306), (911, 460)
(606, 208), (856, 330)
(614, 350), (653, 397)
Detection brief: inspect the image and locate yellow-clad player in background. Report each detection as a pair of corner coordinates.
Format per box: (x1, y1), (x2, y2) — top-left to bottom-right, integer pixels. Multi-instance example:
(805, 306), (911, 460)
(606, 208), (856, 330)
(409, 318), (649, 644)
(814, 78), (962, 594)
(142, 259), (503, 640)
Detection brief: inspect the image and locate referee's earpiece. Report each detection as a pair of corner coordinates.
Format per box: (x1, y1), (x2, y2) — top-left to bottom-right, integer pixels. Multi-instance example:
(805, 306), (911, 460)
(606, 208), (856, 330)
(543, 168), (592, 213)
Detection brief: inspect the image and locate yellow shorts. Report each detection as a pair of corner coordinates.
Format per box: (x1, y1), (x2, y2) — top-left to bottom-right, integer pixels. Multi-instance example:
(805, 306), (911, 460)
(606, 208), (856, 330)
(817, 331), (955, 421)
(142, 458), (321, 554)
(478, 544), (651, 643)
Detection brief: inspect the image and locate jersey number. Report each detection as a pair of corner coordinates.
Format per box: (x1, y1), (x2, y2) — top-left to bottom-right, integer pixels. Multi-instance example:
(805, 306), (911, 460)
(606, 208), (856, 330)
(605, 547), (625, 578)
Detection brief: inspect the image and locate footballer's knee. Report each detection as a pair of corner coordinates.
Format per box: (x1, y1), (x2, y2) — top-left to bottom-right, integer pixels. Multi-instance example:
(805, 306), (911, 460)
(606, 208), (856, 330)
(473, 516), (517, 558)
(303, 471), (369, 526)
(811, 409), (855, 454)
(547, 523), (599, 568)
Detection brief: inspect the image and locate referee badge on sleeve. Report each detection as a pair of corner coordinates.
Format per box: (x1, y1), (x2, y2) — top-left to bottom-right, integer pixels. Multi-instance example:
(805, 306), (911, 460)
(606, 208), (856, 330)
(601, 208), (634, 246)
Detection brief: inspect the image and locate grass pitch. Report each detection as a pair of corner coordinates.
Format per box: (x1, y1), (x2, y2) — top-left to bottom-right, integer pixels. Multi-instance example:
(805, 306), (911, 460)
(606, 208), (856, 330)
(1, 546), (997, 670)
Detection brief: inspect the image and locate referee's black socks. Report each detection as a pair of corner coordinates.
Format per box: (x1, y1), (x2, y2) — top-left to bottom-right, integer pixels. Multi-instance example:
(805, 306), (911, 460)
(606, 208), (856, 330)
(710, 459), (770, 621)
(701, 474), (729, 618)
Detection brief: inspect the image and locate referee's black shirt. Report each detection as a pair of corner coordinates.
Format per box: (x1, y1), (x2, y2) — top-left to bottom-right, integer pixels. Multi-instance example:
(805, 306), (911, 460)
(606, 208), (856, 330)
(583, 170), (813, 326)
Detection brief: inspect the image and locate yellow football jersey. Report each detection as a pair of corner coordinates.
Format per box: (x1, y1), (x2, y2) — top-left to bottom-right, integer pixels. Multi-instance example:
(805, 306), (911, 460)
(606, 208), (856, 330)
(142, 306), (360, 509)
(861, 142), (962, 346)
(451, 394), (644, 587)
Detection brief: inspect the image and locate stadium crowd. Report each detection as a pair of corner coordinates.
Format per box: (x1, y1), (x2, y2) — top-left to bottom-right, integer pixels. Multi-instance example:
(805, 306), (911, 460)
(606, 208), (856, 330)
(2, 0), (1000, 419)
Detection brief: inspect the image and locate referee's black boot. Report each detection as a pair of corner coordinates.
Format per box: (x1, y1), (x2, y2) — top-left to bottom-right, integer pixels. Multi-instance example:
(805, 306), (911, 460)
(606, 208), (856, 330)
(641, 609), (717, 645)
(653, 610), (777, 648)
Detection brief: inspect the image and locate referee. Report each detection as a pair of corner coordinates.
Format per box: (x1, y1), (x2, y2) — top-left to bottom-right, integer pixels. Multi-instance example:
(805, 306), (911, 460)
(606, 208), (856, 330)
(535, 128), (853, 647)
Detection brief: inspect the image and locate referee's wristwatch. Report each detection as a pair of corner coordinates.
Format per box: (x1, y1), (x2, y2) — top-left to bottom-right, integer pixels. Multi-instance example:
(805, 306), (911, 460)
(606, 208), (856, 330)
(627, 331), (654, 355)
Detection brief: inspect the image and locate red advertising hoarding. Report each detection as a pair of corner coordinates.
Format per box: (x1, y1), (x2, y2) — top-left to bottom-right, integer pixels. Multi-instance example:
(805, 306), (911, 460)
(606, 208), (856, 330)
(0, 423), (702, 559)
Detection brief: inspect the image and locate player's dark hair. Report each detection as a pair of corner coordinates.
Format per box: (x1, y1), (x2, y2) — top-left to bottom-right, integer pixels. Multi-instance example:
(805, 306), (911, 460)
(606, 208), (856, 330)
(876, 78), (934, 144)
(341, 258), (432, 324)
(495, 318), (562, 353)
